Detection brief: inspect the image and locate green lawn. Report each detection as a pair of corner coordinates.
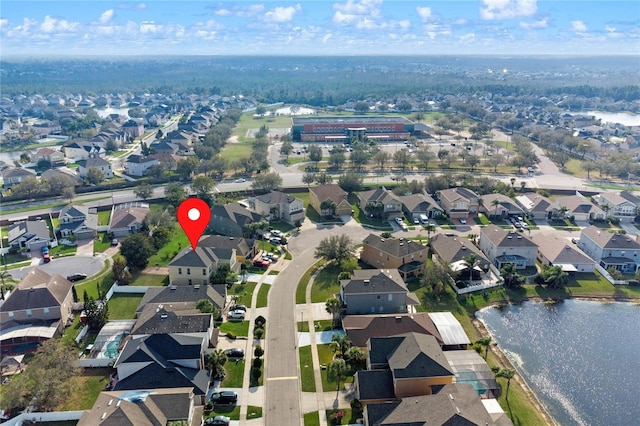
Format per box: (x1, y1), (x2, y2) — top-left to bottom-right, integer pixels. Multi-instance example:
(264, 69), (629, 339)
(221, 359), (245, 388)
(247, 405), (263, 420)
(57, 368), (111, 411)
(318, 343), (354, 392)
(348, 194), (392, 230)
(299, 345), (316, 392)
(50, 243), (77, 257)
(229, 281), (258, 305)
(130, 272), (168, 286)
(219, 320), (250, 337)
(326, 408), (353, 425)
(208, 406), (240, 421)
(107, 294), (143, 320)
(146, 225), (188, 267)
(256, 284), (270, 308)
(310, 262), (342, 303)
(303, 411), (321, 426)
(97, 210), (111, 226)
(94, 232), (112, 253)
(61, 314), (84, 346)
(75, 270), (114, 300)
(297, 260), (323, 304)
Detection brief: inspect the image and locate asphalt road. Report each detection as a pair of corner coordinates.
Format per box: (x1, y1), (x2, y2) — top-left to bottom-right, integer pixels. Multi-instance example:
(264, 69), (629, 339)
(264, 219), (370, 426)
(9, 255), (104, 281)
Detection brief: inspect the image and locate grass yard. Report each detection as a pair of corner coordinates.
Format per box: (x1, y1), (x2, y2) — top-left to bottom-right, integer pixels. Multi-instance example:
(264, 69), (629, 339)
(208, 406), (241, 421)
(256, 284), (270, 308)
(146, 224), (188, 267)
(247, 405), (263, 420)
(56, 368), (111, 411)
(297, 260), (323, 304)
(348, 194), (393, 230)
(326, 408), (354, 425)
(222, 359), (245, 388)
(75, 270), (114, 300)
(219, 320), (250, 337)
(61, 314), (83, 346)
(97, 209), (111, 226)
(303, 411), (321, 426)
(107, 294), (143, 320)
(310, 262), (342, 303)
(130, 272), (169, 286)
(318, 343), (354, 392)
(94, 232), (112, 253)
(299, 345), (316, 392)
(229, 281), (258, 305)
(50, 243), (77, 257)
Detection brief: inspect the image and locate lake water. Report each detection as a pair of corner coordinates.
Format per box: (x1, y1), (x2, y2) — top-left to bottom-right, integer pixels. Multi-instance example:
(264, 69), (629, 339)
(585, 111), (640, 127)
(476, 300), (640, 426)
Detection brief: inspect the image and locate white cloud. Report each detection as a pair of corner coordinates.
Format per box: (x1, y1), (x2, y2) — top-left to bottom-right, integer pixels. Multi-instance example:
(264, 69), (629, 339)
(140, 21), (162, 34)
(519, 17), (548, 29)
(215, 9), (232, 16)
(99, 9), (114, 24)
(40, 15), (80, 33)
(605, 25), (616, 33)
(333, 11), (356, 24)
(322, 33), (332, 43)
(118, 3), (146, 10)
(398, 20), (411, 30)
(333, 0), (382, 15)
(0, 18), (8, 28)
(135, 3), (147, 10)
(571, 20), (587, 33)
(459, 33), (476, 43)
(416, 6), (432, 21)
(264, 4), (301, 23)
(480, 0), (537, 20)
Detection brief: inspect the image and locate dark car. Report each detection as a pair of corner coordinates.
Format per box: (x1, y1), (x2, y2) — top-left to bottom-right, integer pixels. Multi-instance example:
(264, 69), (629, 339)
(229, 305), (247, 312)
(224, 348), (245, 359)
(211, 391), (237, 405)
(205, 416), (230, 426)
(66, 273), (87, 282)
(43, 252), (51, 263)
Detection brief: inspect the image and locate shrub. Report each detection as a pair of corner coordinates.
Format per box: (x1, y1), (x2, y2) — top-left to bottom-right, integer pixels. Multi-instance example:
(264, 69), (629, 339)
(253, 327), (265, 340)
(250, 366), (262, 383)
(226, 331), (236, 340)
(252, 358), (263, 368)
(254, 345), (264, 359)
(609, 216), (621, 225)
(255, 315), (266, 328)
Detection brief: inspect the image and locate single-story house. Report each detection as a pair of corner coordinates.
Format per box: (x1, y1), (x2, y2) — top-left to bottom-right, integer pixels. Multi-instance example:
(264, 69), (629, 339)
(108, 202), (149, 237)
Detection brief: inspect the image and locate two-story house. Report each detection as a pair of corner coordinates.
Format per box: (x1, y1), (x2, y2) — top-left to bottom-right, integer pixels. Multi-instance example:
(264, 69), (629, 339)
(308, 184), (352, 217)
(578, 225), (640, 272)
(358, 187), (403, 219)
(122, 118), (145, 138)
(1, 167), (36, 188)
(124, 154), (159, 177)
(63, 141), (105, 160)
(478, 224), (538, 269)
(592, 191), (640, 222)
(360, 234), (428, 281)
(340, 269), (419, 315)
(33, 147), (65, 166)
(437, 187), (480, 220)
(57, 204), (99, 240)
(0, 269), (74, 354)
(249, 190), (305, 225)
(77, 155), (113, 180)
(168, 244), (239, 286)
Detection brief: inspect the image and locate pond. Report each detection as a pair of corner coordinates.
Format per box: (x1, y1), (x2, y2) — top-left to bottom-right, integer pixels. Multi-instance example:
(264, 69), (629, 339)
(476, 300), (640, 426)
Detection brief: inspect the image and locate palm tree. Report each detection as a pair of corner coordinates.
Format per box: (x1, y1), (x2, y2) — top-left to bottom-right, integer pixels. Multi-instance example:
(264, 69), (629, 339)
(498, 368), (515, 399)
(325, 298), (342, 328)
(328, 358), (348, 391)
(463, 254), (479, 285)
(500, 263), (519, 288)
(345, 346), (365, 372)
(477, 197), (485, 216)
(491, 199), (501, 219)
(476, 336), (492, 360)
(0, 268), (10, 300)
(331, 333), (352, 359)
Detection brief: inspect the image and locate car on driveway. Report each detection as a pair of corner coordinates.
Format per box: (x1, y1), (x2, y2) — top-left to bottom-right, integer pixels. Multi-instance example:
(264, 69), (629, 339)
(459, 218), (467, 224)
(253, 259), (270, 268)
(211, 391), (238, 405)
(227, 310), (245, 321)
(229, 305), (247, 312)
(224, 348), (245, 359)
(234, 178), (246, 183)
(66, 273), (87, 282)
(205, 415), (230, 425)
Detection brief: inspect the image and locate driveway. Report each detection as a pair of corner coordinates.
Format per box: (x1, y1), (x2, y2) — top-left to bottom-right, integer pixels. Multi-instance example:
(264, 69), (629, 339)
(76, 238), (95, 256)
(9, 256), (105, 281)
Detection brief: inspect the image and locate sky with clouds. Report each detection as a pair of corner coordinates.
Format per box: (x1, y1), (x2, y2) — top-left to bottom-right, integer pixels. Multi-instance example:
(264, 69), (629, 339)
(1, 0), (638, 56)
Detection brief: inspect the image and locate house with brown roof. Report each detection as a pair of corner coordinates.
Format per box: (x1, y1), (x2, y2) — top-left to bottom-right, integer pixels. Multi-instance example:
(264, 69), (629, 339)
(515, 193), (553, 220)
(309, 184), (352, 217)
(578, 225), (640, 272)
(1, 167), (36, 188)
(478, 224), (538, 269)
(77, 155), (113, 180)
(398, 192), (443, 221)
(33, 147), (65, 166)
(357, 187), (403, 219)
(592, 191), (640, 222)
(552, 194), (605, 221)
(0, 269), (74, 354)
(108, 202), (149, 237)
(360, 234), (428, 280)
(479, 193), (524, 218)
(208, 202), (264, 237)
(437, 187), (480, 219)
(340, 269), (419, 315)
(78, 387), (203, 426)
(249, 190), (305, 225)
(530, 234), (595, 273)
(342, 313), (442, 347)
(429, 234), (491, 281)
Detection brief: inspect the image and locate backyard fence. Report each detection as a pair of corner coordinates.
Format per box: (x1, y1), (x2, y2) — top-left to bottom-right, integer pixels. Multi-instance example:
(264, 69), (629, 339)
(3, 410), (84, 426)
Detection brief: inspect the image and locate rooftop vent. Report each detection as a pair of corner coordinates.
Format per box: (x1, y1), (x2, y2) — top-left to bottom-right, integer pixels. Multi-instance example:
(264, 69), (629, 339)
(101, 412), (107, 420)
(194, 285), (200, 289)
(395, 316), (402, 322)
(160, 314), (168, 320)
(507, 236), (512, 239)
(364, 279), (370, 285)
(399, 243), (404, 246)
(461, 246), (467, 250)
(517, 236), (523, 239)
(108, 399), (113, 406)
(380, 238), (385, 242)
(170, 285), (177, 290)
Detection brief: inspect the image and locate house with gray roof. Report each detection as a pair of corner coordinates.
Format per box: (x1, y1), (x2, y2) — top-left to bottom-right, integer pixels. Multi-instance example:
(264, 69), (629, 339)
(429, 234), (491, 281)
(308, 184), (352, 217)
(356, 332), (455, 403)
(7, 220), (51, 250)
(360, 234), (428, 281)
(342, 313), (442, 348)
(136, 284), (227, 314)
(78, 387), (203, 426)
(113, 334), (209, 403)
(77, 155), (113, 180)
(208, 202), (264, 237)
(478, 224), (538, 269)
(57, 204), (98, 239)
(1, 167), (36, 188)
(108, 202), (149, 237)
(437, 187), (480, 220)
(63, 141), (105, 160)
(249, 190), (305, 225)
(168, 243), (239, 286)
(578, 225), (640, 273)
(198, 235), (258, 263)
(398, 192), (443, 221)
(592, 191), (640, 222)
(515, 192), (553, 220)
(531, 234), (595, 273)
(340, 269), (419, 315)
(124, 154), (159, 177)
(552, 194), (605, 221)
(41, 168), (83, 186)
(479, 193), (524, 218)
(357, 187), (403, 219)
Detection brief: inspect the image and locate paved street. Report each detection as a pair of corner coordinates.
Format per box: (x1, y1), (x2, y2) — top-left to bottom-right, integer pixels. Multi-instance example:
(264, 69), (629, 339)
(9, 255), (104, 281)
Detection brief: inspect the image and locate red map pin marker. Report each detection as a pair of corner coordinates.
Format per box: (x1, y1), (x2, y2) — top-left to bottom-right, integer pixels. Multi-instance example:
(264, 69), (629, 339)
(177, 198), (211, 251)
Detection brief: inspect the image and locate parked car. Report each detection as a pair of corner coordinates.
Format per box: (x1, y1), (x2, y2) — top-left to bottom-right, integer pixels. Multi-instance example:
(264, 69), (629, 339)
(43, 252), (51, 263)
(230, 304), (247, 312)
(394, 217), (403, 224)
(66, 273), (87, 282)
(269, 237), (282, 245)
(227, 310), (245, 321)
(270, 229), (283, 238)
(413, 218), (420, 225)
(111, 239), (119, 246)
(205, 415), (230, 425)
(41, 246), (49, 255)
(211, 391), (238, 405)
(234, 178), (246, 183)
(459, 218), (467, 224)
(265, 253), (279, 261)
(224, 348), (245, 359)
(253, 259), (269, 268)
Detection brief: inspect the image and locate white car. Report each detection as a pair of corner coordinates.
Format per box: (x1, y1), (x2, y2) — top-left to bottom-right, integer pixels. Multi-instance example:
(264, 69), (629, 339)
(234, 178), (246, 183)
(227, 310), (245, 321)
(459, 218), (467, 224)
(395, 217), (404, 224)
